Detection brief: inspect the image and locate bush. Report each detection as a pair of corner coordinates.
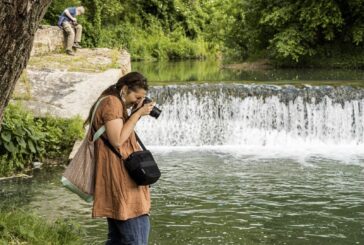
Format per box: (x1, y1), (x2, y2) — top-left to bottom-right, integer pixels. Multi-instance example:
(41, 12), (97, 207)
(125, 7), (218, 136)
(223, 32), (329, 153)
(97, 23), (210, 61)
(35, 115), (84, 160)
(0, 103), (84, 177)
(42, 0), (221, 61)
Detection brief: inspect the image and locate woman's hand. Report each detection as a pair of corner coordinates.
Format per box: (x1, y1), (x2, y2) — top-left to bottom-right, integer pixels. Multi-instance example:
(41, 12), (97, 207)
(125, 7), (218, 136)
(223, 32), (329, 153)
(136, 101), (156, 117)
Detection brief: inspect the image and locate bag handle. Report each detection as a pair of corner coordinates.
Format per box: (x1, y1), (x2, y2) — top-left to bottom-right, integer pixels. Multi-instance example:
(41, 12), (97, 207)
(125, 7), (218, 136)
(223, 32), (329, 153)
(90, 97), (107, 142)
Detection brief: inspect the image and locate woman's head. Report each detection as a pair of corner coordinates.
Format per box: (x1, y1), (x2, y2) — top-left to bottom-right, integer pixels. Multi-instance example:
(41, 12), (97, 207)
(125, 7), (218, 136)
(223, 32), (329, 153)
(84, 72), (149, 127)
(115, 72), (148, 108)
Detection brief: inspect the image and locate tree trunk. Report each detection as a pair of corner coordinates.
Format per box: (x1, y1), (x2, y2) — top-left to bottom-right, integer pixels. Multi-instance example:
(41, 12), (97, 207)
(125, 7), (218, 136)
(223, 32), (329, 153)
(0, 0), (52, 126)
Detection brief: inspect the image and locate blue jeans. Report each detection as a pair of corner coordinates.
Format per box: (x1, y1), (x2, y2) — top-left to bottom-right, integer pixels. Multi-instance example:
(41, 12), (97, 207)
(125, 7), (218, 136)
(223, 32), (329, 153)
(105, 215), (150, 245)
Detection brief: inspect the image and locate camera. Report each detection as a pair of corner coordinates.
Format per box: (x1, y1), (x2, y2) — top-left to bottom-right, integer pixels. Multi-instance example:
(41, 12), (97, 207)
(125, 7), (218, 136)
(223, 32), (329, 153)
(142, 97), (161, 119)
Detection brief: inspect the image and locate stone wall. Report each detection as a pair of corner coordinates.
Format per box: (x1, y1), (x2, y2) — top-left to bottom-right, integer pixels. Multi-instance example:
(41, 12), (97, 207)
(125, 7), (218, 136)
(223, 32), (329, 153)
(31, 25), (64, 56)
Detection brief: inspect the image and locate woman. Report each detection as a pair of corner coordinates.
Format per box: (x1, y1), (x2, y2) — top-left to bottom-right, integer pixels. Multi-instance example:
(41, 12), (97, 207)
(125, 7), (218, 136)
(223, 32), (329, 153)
(84, 72), (155, 244)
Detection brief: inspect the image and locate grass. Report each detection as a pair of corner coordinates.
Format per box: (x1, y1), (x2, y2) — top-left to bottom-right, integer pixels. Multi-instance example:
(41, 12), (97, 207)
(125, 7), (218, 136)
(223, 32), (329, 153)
(28, 48), (121, 72)
(12, 71), (32, 100)
(0, 208), (84, 245)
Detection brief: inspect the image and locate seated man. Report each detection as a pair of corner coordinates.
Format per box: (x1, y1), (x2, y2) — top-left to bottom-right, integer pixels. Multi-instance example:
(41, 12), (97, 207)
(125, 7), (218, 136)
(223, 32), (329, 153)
(58, 6), (85, 56)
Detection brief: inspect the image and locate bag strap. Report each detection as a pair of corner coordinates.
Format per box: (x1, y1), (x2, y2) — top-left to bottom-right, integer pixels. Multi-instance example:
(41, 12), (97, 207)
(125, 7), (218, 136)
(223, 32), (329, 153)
(93, 126), (105, 142)
(134, 132), (147, 151)
(90, 96), (122, 158)
(90, 97), (107, 142)
(101, 132), (147, 160)
(101, 137), (122, 158)
(128, 107), (147, 151)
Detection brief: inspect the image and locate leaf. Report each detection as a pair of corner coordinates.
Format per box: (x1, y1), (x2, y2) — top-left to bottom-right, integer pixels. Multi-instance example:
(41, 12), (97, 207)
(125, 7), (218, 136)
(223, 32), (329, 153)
(28, 133), (38, 141)
(0, 221), (6, 233)
(19, 225), (27, 236)
(23, 128), (32, 135)
(1, 131), (11, 143)
(13, 127), (25, 137)
(15, 159), (24, 168)
(27, 229), (36, 239)
(16, 136), (27, 149)
(4, 141), (16, 153)
(28, 139), (36, 153)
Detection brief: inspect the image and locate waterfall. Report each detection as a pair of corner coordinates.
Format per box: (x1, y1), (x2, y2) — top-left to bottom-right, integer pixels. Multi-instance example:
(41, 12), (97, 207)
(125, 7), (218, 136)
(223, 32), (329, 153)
(136, 84), (364, 150)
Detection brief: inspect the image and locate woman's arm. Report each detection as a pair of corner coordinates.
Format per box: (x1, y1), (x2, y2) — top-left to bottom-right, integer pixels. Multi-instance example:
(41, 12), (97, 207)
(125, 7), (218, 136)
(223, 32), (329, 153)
(105, 102), (154, 148)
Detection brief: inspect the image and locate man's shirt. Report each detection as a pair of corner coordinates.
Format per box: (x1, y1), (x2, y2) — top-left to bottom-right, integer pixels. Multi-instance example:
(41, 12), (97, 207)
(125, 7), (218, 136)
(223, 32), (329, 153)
(58, 7), (77, 27)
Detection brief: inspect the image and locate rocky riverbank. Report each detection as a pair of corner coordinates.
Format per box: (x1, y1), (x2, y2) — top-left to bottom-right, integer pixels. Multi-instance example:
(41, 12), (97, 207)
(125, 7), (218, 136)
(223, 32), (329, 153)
(13, 48), (131, 119)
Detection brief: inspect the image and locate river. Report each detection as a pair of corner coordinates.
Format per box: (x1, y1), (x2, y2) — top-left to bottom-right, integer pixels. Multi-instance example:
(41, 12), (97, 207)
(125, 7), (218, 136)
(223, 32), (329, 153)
(1, 60), (364, 244)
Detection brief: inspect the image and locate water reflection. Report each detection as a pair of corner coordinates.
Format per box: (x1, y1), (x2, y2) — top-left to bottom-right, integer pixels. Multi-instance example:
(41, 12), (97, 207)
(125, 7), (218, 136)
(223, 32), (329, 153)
(0, 151), (363, 244)
(132, 60), (364, 87)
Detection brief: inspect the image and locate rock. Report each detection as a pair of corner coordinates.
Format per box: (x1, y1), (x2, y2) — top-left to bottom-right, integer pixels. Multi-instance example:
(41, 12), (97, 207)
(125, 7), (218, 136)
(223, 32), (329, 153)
(22, 68), (121, 118)
(32, 161), (43, 169)
(16, 48), (132, 118)
(120, 49), (131, 77)
(31, 25), (65, 56)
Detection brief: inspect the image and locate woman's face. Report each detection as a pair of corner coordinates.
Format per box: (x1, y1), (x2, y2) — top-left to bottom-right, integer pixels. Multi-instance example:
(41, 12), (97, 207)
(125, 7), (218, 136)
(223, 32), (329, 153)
(123, 87), (146, 108)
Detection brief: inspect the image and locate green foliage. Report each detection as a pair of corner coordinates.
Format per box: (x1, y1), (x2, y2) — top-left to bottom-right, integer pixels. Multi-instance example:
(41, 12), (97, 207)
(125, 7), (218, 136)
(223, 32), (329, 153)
(97, 22), (210, 61)
(43, 0), (224, 60)
(81, 0), (103, 47)
(228, 0), (364, 64)
(0, 208), (83, 244)
(42, 0), (364, 65)
(35, 115), (84, 159)
(0, 103), (44, 176)
(0, 103), (84, 177)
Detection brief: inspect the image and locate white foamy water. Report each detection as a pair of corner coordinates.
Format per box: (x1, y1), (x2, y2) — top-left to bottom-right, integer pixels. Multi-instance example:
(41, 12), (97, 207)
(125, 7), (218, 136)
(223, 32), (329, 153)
(135, 85), (364, 162)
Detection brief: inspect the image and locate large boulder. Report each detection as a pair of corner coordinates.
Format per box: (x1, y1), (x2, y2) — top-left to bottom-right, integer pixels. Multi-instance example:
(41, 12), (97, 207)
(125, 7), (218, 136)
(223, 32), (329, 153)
(31, 25), (64, 56)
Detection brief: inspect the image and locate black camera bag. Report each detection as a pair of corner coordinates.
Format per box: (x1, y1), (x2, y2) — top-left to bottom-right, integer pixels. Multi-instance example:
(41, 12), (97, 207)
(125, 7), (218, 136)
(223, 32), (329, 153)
(103, 133), (161, 186)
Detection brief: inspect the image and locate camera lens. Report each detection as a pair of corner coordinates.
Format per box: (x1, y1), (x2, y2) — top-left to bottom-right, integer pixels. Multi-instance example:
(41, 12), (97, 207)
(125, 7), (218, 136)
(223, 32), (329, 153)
(142, 97), (162, 119)
(150, 106), (161, 119)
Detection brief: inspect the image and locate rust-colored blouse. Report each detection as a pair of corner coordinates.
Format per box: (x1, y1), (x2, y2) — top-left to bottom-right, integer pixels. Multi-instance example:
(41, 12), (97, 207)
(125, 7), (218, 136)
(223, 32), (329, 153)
(91, 95), (150, 220)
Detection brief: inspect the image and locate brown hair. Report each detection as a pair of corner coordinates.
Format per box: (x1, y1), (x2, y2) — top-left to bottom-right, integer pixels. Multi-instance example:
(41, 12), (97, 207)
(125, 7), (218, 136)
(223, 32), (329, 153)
(84, 72), (148, 127)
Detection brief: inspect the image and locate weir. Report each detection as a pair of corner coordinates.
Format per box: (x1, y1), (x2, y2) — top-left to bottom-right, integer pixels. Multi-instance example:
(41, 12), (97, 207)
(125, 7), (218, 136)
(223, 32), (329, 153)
(136, 84), (364, 147)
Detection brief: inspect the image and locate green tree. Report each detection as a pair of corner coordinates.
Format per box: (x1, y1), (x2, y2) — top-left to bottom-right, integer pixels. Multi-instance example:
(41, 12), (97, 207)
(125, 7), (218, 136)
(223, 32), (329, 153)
(42, 0), (227, 60)
(228, 0), (364, 64)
